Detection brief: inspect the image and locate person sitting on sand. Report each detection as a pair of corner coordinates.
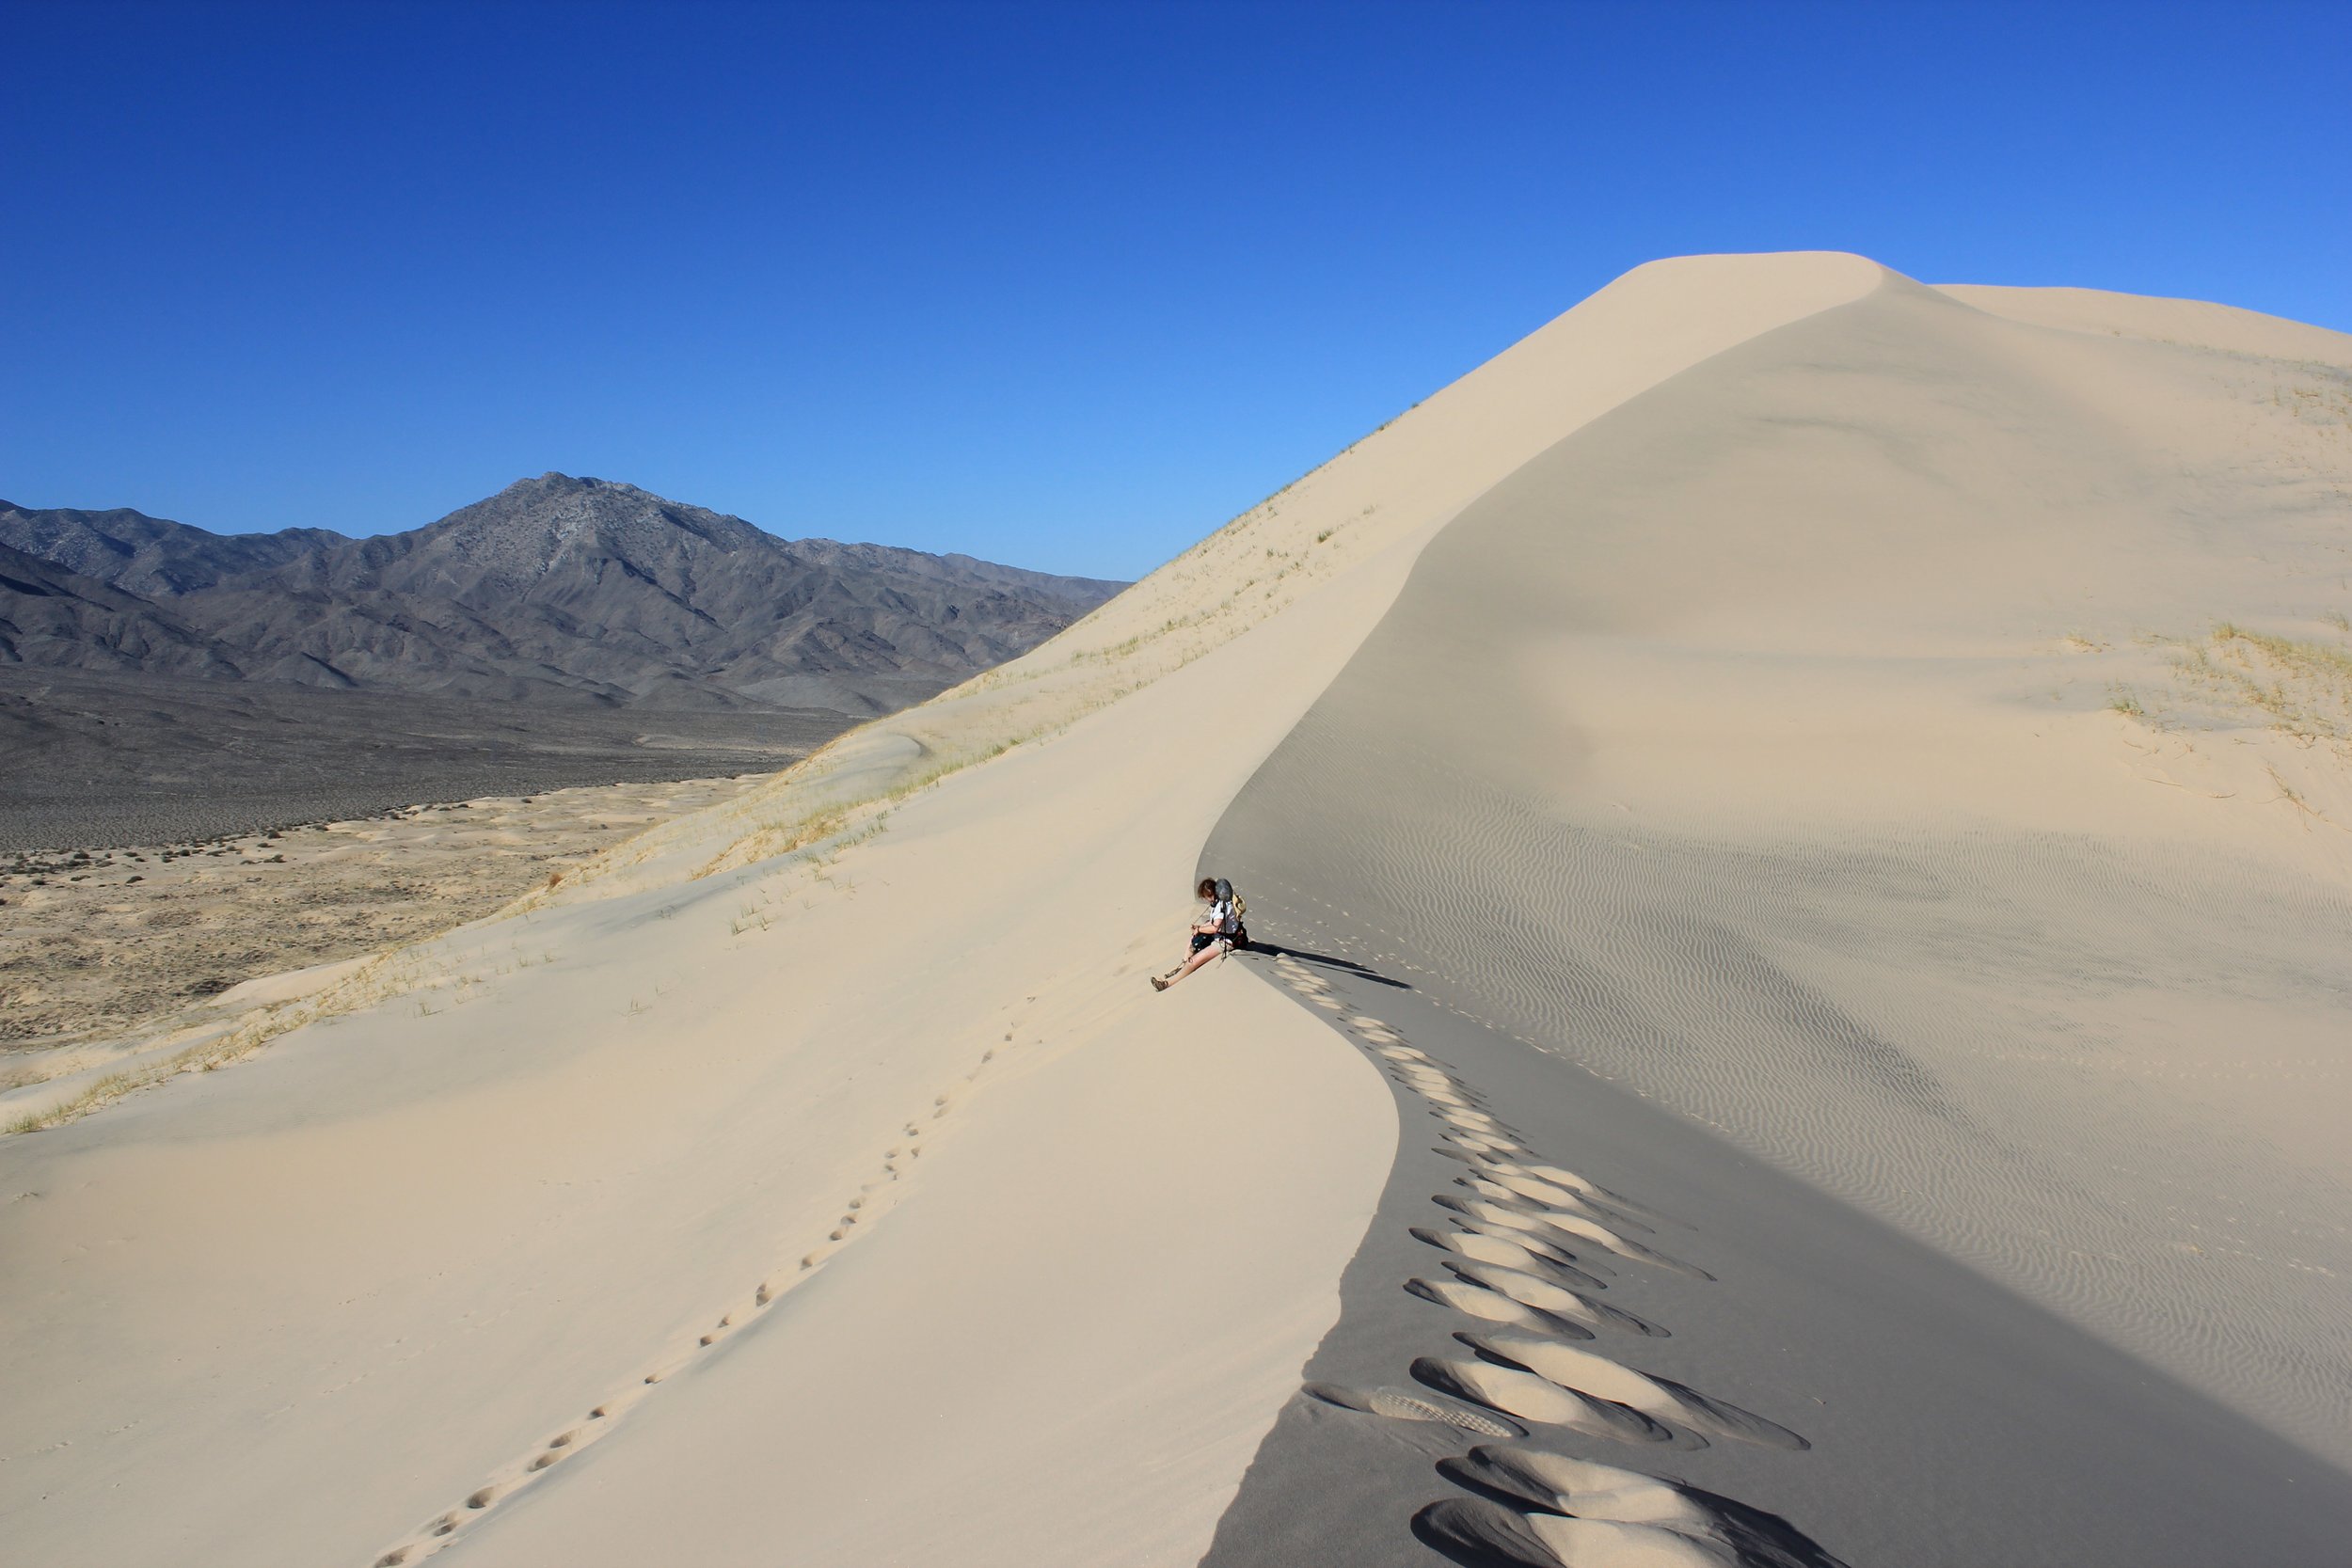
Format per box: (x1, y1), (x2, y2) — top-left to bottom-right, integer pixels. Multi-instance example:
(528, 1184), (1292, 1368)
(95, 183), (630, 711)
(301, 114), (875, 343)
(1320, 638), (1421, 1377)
(1152, 877), (1236, 991)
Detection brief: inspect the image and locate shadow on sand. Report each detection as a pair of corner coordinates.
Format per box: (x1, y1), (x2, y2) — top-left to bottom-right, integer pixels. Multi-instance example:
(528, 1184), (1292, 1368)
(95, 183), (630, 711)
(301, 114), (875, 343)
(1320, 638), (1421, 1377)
(1241, 942), (1412, 990)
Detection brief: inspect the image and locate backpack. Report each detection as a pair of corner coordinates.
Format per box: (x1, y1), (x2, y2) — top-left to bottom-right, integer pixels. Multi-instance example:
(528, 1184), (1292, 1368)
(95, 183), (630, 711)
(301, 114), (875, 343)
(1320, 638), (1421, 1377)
(1214, 878), (1249, 949)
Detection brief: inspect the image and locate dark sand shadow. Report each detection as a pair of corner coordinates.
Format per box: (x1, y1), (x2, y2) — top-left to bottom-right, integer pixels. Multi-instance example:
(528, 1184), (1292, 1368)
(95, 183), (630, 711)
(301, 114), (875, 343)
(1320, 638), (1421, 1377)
(1238, 943), (1413, 990)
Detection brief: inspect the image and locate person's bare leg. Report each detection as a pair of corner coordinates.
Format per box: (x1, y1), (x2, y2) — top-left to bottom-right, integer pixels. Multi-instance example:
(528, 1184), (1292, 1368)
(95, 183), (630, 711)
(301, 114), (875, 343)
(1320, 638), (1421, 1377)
(1163, 931), (1216, 980)
(1153, 941), (1226, 990)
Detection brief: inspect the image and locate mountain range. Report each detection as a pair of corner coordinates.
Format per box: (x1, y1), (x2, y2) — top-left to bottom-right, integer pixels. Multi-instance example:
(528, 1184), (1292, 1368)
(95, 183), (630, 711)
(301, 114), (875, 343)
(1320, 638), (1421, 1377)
(0, 474), (1125, 714)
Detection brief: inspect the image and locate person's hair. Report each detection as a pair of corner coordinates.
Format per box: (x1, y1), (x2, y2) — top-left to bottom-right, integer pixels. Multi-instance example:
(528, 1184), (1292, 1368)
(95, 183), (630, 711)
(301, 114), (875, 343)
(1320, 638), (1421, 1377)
(1197, 877), (1217, 899)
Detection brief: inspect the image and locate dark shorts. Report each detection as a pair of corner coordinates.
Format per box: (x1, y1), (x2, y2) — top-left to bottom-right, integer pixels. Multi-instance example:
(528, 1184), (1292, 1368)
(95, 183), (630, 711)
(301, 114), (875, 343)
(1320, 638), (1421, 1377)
(1190, 931), (1222, 954)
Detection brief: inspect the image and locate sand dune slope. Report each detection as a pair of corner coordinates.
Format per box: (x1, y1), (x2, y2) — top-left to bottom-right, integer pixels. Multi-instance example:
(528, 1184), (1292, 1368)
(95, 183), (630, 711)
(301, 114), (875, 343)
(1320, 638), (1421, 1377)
(0, 256), (1882, 1566)
(1207, 266), (2352, 1560)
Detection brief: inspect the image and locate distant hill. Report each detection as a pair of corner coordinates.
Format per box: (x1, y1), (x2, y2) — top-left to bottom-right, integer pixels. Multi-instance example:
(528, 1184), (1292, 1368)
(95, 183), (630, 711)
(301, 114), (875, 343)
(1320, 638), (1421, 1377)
(0, 541), (241, 678)
(0, 504), (341, 596)
(0, 475), (1126, 713)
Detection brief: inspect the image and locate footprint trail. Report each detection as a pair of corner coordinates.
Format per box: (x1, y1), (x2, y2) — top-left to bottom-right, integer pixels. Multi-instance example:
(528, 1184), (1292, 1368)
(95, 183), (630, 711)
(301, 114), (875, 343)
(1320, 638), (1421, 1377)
(1224, 949), (1848, 1568)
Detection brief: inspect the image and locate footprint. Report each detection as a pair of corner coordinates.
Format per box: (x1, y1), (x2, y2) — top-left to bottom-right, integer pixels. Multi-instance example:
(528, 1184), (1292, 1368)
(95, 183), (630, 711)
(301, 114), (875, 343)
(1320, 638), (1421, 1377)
(1408, 1356), (1685, 1448)
(1414, 1497), (1732, 1568)
(1303, 1382), (1527, 1438)
(1408, 1497), (1565, 1568)
(1485, 1165), (1614, 1208)
(1431, 1198), (1615, 1274)
(1452, 1216), (1617, 1278)
(1430, 1448), (1851, 1567)
(1405, 1275), (1596, 1340)
(1458, 1332), (1807, 1450)
(1410, 1227), (1610, 1292)
(1486, 1168), (1660, 1230)
(1407, 1079), (1475, 1104)
(1494, 1159), (1649, 1216)
(1439, 1117), (1523, 1146)
(1442, 1133), (1522, 1161)
(1442, 1260), (1667, 1338)
(1458, 1173), (1657, 1237)
(1440, 1197), (1688, 1279)
(1536, 1212), (1711, 1281)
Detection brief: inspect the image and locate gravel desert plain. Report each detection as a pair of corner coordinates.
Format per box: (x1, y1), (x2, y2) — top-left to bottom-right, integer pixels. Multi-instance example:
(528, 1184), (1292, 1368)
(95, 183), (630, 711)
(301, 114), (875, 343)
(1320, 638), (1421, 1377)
(5, 252), (2351, 1568)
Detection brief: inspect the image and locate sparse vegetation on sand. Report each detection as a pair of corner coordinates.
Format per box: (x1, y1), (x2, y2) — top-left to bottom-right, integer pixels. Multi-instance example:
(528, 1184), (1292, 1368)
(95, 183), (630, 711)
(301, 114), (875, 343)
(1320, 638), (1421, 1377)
(2174, 620), (2352, 745)
(3, 937), (565, 1133)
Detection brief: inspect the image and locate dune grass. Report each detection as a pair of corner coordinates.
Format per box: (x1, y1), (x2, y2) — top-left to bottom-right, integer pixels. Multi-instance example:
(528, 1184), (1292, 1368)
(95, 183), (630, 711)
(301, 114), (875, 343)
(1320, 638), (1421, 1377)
(2175, 621), (2352, 745)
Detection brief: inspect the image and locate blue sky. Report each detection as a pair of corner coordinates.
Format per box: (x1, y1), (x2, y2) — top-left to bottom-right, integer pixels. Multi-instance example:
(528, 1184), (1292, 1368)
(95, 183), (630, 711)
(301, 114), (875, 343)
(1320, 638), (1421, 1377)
(6, 1), (2345, 579)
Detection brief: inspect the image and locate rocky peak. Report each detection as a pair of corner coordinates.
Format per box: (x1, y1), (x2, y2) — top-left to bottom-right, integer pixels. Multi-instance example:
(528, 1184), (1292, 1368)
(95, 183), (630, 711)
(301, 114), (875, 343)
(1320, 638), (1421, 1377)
(400, 473), (770, 593)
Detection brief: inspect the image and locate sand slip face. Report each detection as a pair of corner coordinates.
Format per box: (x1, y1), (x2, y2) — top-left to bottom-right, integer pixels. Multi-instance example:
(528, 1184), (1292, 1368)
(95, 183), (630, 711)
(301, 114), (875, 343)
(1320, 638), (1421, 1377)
(1207, 267), (2352, 1558)
(0, 254), (1888, 1567)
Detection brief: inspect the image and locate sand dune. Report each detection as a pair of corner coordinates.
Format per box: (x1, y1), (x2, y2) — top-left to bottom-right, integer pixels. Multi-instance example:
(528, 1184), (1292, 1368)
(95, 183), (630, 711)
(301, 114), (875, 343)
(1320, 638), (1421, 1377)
(1206, 265), (2352, 1560)
(6, 253), (2348, 1566)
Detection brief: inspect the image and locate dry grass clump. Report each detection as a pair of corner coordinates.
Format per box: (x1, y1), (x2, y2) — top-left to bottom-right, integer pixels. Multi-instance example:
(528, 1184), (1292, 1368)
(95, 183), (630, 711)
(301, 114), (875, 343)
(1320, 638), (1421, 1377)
(2265, 364), (2352, 434)
(2175, 621), (2352, 745)
(696, 804), (854, 881)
